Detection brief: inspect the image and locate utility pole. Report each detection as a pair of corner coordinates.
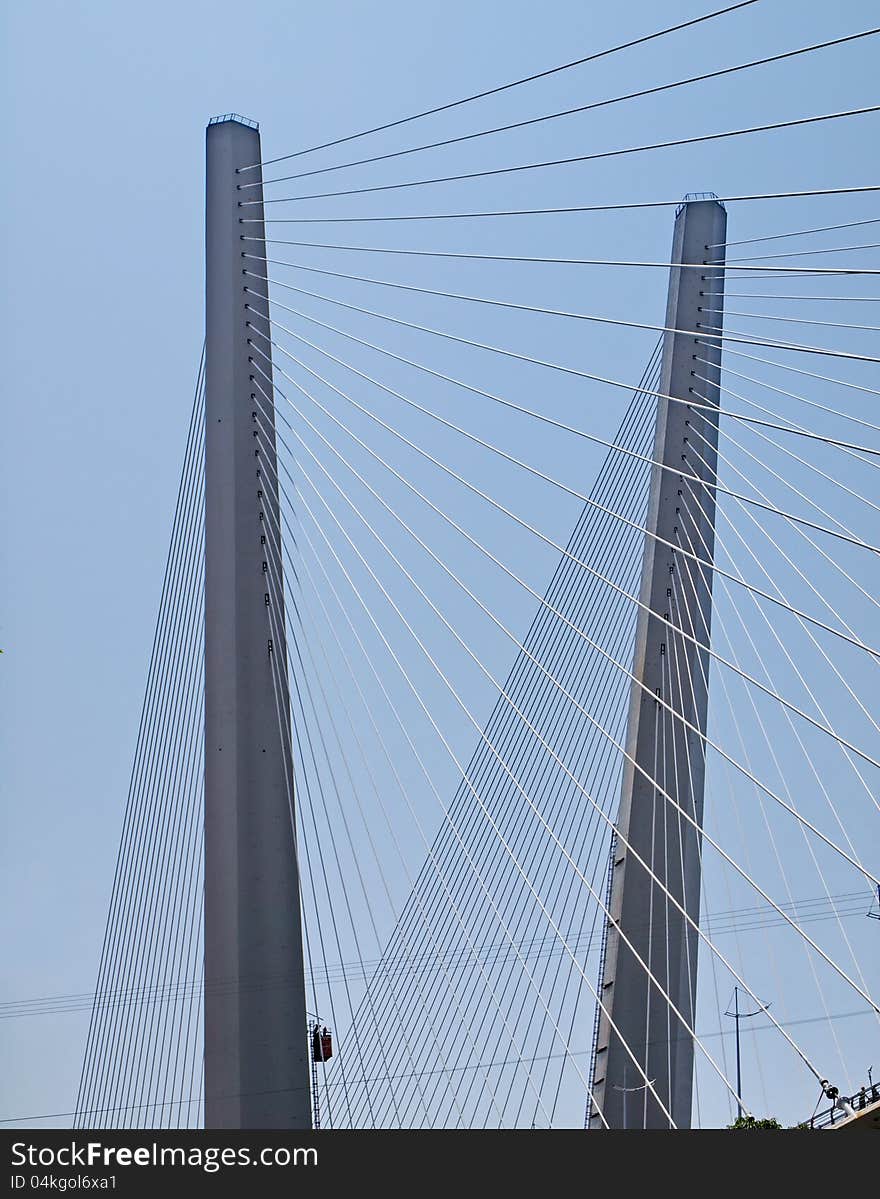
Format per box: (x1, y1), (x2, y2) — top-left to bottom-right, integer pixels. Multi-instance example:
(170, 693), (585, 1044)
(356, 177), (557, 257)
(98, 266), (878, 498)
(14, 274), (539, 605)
(589, 196), (727, 1129)
(725, 986), (770, 1119)
(204, 115), (311, 1129)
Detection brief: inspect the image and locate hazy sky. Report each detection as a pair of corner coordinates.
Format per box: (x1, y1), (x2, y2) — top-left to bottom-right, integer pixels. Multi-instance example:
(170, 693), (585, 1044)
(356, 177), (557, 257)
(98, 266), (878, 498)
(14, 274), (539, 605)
(2, 0), (878, 1128)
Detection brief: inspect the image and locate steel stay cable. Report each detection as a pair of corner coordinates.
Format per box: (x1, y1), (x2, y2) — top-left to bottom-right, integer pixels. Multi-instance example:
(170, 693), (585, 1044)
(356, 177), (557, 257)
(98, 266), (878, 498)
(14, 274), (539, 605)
(128, 641), (204, 1126)
(712, 341), (880, 397)
(262, 552), (361, 1127)
(258, 484), (470, 1128)
(685, 400), (880, 622)
(262, 552), (409, 1128)
(690, 457), (880, 800)
(240, 185), (880, 225)
(287, 516), (622, 1127)
(257, 385), (602, 1127)
(9, 888), (865, 1017)
(134, 651), (205, 1125)
(264, 357), (880, 992)
(261, 374), (661, 1122)
(244, 239), (880, 279)
(250, 328), (880, 803)
(210, 395), (357, 1125)
(671, 494), (875, 1077)
(273, 514), (515, 1128)
(164, 763), (205, 1128)
(690, 383), (880, 633)
(144, 654), (207, 1125)
(695, 362), (880, 522)
(12, 1002), (880, 1128)
(247, 321), (880, 746)
(178, 885), (204, 1129)
(314, 426), (642, 1117)
(259, 357), (864, 1092)
(248, 258), (880, 363)
(286, 482), (681, 1126)
(430, 392), (656, 1125)
(692, 360), (880, 502)
(253, 303), (879, 555)
(241, 105), (880, 206)
(702, 308), (880, 333)
(252, 332), (880, 849)
(274, 569), (470, 1129)
(285, 440), (872, 1090)
(261, 539), (370, 1127)
(711, 217), (880, 248)
(90, 554), (202, 1126)
(246, 294), (880, 657)
(238, 1), (760, 171)
(260, 299), (877, 1103)
(671, 485), (878, 1019)
(669, 494), (860, 1076)
(693, 360), (880, 468)
(266, 400), (669, 1125)
(689, 400), (880, 741)
(96, 460), (206, 1127)
(246, 271), (880, 449)
(74, 359), (204, 1121)
(716, 241), (880, 263)
(73, 381), (203, 1122)
(263, 326), (880, 983)
(286, 444), (804, 1108)
(663, 546), (802, 1104)
(260, 351), (880, 947)
(255, 400), (604, 1122)
(722, 269), (880, 281)
(121, 526), (207, 1127)
(77, 385), (206, 1126)
(682, 415), (880, 796)
(97, 503), (206, 1127)
(722, 291), (880, 301)
(242, 29), (880, 190)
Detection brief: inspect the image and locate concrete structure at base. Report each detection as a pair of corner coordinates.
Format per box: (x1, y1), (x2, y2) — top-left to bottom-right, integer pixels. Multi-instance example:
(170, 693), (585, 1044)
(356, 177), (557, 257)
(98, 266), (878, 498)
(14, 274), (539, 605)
(203, 115), (311, 1129)
(589, 198), (727, 1129)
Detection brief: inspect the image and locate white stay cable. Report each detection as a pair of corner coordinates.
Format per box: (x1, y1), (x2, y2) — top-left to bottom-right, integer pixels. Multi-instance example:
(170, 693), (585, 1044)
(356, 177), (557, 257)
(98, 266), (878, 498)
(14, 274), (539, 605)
(259, 501), (467, 1128)
(671, 487), (878, 1024)
(713, 342), (880, 399)
(692, 359), (880, 519)
(243, 269), (880, 453)
(251, 349), (876, 1078)
(695, 355), (880, 443)
(681, 422), (880, 798)
(281, 460), (668, 1125)
(242, 292), (880, 657)
(246, 259), (880, 365)
(261, 351), (879, 938)
(255, 394), (567, 1129)
(685, 404), (880, 617)
(673, 487), (878, 1077)
(252, 291), (878, 552)
(245, 320), (880, 768)
(665, 536), (851, 1085)
(281, 411), (836, 1096)
(284, 454), (743, 1123)
(689, 391), (880, 683)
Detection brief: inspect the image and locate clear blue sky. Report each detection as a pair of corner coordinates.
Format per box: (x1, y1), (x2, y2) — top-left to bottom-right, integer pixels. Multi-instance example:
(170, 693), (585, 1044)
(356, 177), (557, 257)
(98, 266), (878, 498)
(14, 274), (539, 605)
(1, 0), (878, 1128)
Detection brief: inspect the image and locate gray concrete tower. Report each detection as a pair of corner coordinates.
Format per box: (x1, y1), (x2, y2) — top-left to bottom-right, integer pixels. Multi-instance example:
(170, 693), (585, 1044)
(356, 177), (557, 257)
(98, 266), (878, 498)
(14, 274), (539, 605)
(589, 197), (727, 1129)
(203, 115), (311, 1129)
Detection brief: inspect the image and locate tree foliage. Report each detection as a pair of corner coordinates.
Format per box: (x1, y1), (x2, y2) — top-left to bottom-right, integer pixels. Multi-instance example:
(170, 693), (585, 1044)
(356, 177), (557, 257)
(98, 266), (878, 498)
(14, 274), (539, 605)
(726, 1114), (784, 1130)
